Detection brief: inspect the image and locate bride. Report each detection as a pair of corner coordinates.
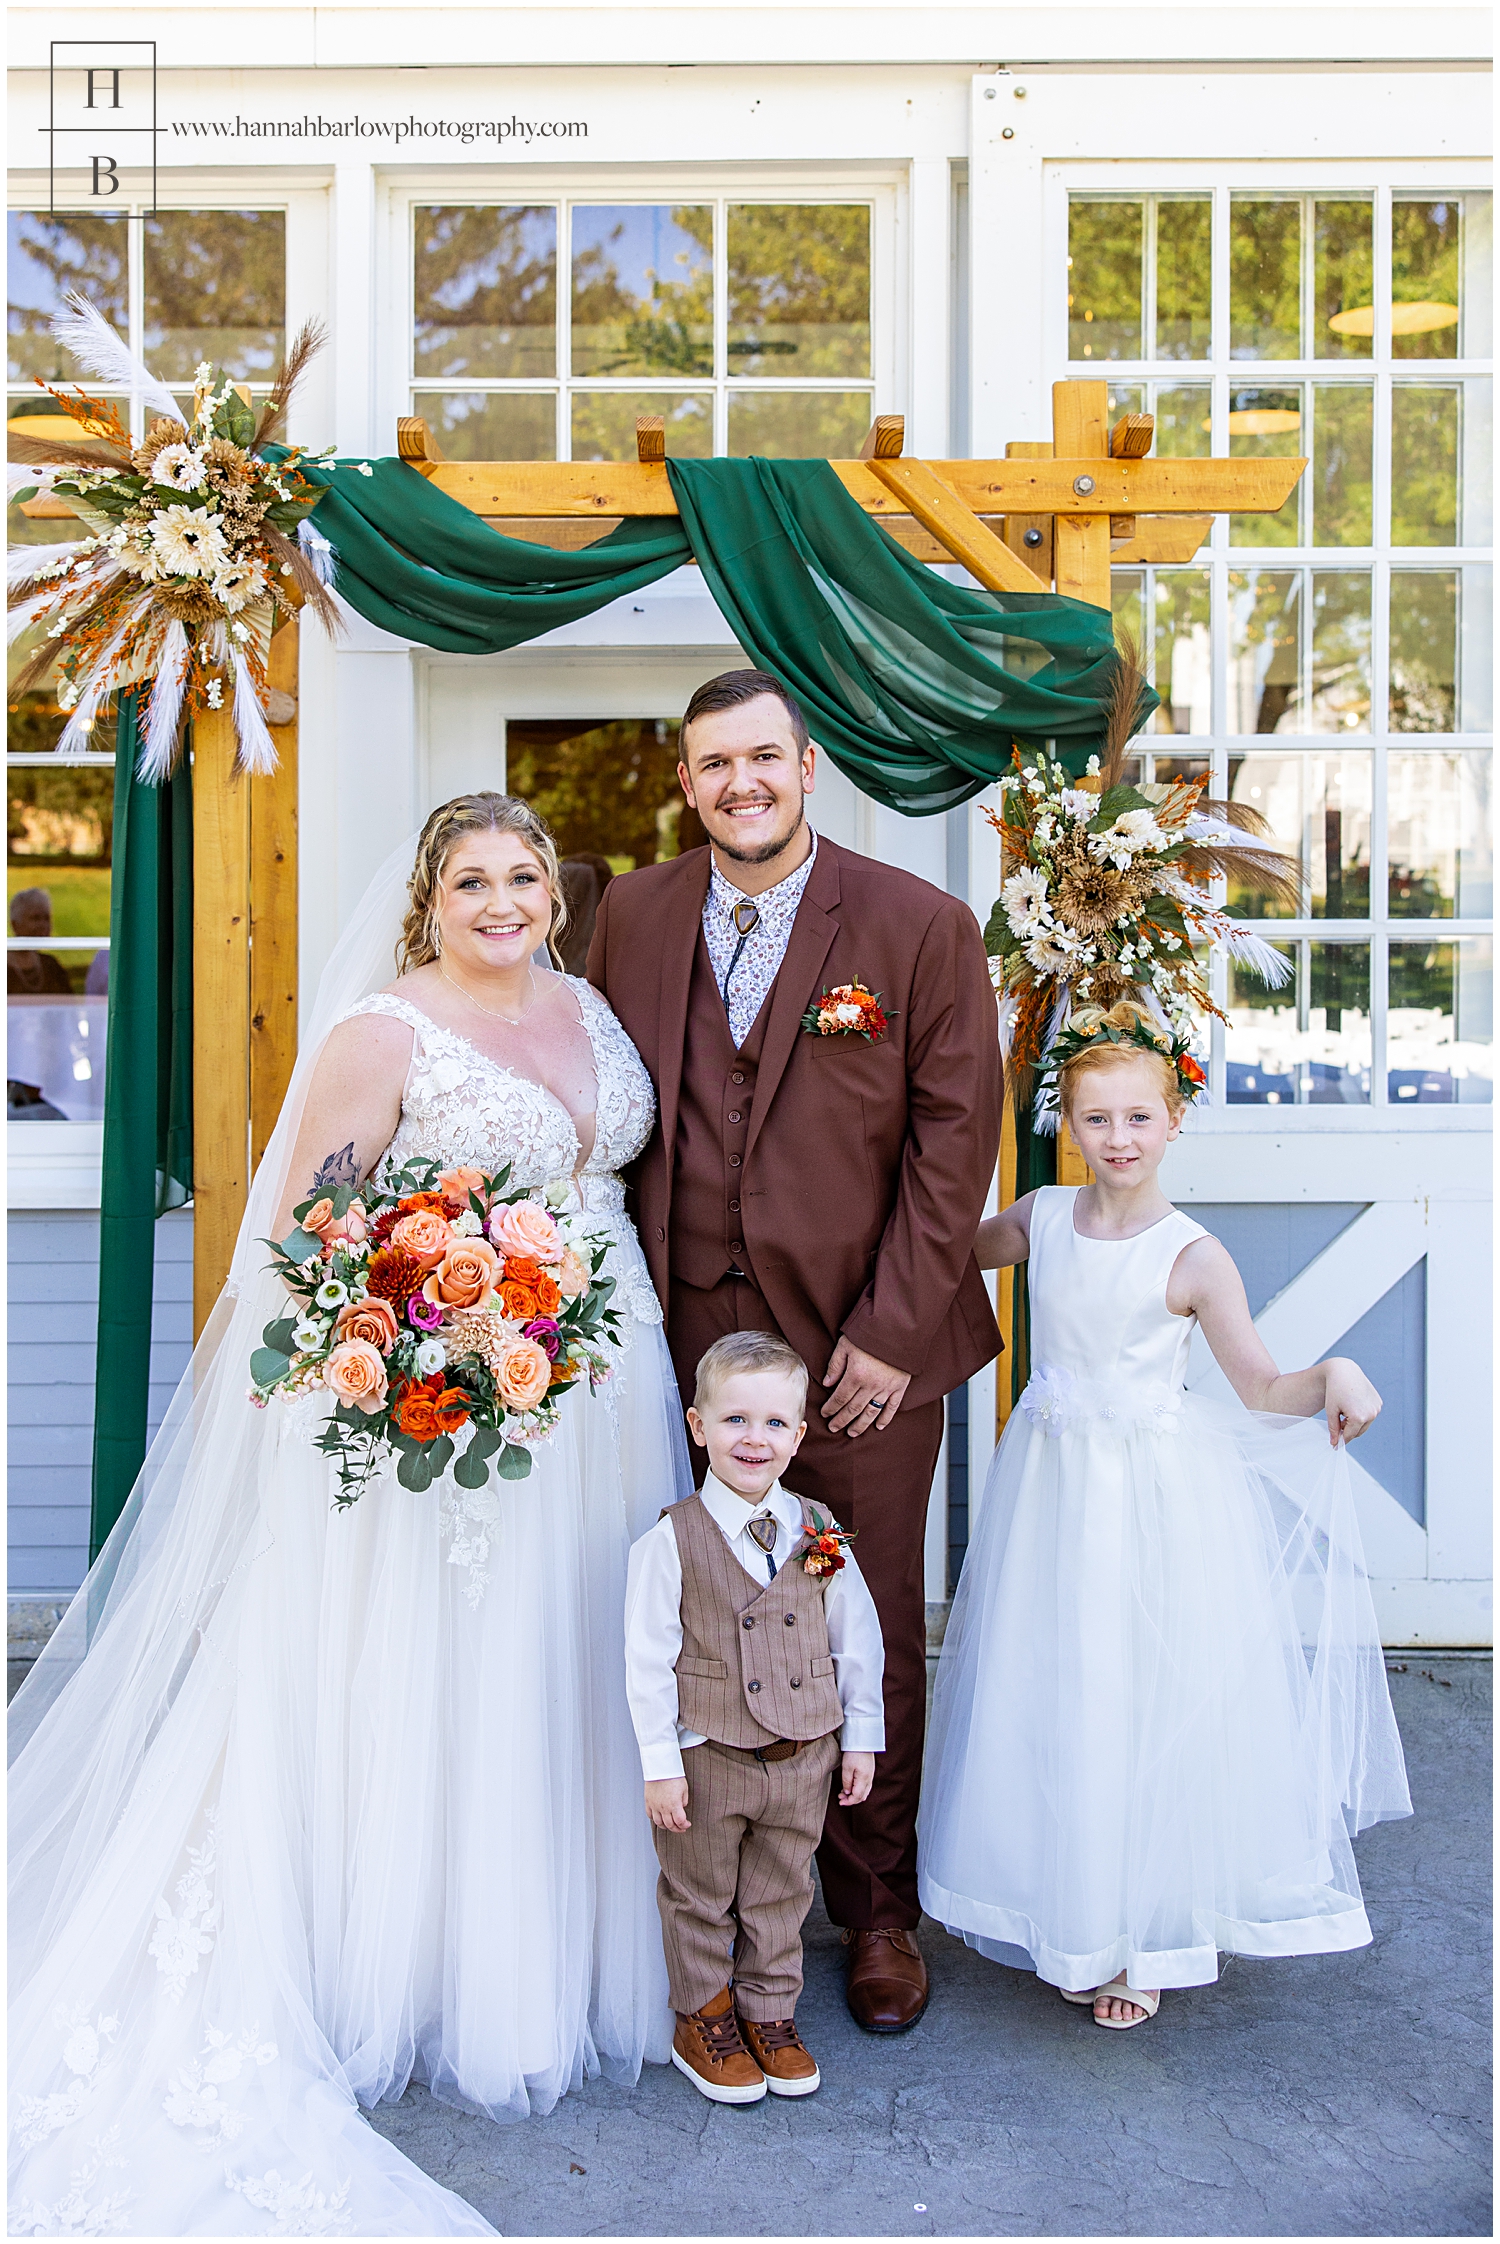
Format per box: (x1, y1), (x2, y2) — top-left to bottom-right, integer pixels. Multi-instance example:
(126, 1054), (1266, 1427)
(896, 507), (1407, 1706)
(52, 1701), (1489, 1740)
(10, 794), (691, 2237)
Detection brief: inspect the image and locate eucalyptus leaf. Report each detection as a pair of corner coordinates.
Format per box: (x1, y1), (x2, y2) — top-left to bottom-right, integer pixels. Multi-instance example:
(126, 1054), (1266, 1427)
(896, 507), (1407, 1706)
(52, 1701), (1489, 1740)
(249, 1347), (292, 1386)
(397, 1446), (435, 1493)
(280, 1227), (324, 1266)
(262, 1316), (299, 1355)
(427, 1434), (455, 1475)
(496, 1443), (534, 1481)
(453, 1445), (491, 1491)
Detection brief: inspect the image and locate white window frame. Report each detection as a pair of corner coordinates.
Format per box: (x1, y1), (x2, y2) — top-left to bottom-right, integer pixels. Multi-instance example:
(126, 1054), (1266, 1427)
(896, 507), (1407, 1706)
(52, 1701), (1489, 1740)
(380, 166), (905, 463)
(1046, 158), (1493, 1128)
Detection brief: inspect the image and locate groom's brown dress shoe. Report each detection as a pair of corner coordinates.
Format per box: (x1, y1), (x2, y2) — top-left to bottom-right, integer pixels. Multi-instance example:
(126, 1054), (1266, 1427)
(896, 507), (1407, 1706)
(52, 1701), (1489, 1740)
(842, 1928), (929, 2032)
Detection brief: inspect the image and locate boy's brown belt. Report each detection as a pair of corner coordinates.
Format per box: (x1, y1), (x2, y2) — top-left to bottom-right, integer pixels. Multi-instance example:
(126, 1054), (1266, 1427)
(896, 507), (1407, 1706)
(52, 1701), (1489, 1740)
(702, 1733), (835, 1766)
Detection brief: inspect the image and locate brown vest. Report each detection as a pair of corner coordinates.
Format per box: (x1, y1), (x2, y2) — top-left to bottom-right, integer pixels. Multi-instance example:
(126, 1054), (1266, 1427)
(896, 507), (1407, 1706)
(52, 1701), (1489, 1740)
(668, 1492), (845, 1747)
(669, 930), (770, 1288)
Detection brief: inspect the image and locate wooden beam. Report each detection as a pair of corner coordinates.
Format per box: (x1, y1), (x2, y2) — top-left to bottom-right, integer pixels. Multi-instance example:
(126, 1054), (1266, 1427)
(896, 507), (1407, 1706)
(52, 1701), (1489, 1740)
(1110, 414), (1155, 459)
(1051, 380), (1112, 610)
(397, 415), (444, 476)
(864, 457), (1053, 596)
(192, 703), (252, 1338)
(250, 623), (299, 1181)
(1001, 440), (1054, 585)
(859, 414), (906, 460)
(635, 415), (665, 463)
(422, 453), (1304, 521)
(1110, 515), (1212, 565)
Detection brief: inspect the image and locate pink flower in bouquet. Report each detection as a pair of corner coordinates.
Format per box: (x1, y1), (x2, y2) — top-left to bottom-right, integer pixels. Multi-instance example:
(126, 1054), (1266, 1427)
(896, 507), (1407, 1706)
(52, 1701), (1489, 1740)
(323, 1198), (368, 1248)
(389, 1209), (453, 1270)
(437, 1165), (487, 1205)
(494, 1334), (551, 1411)
(522, 1315), (562, 1360)
(334, 1296), (399, 1355)
(324, 1338), (388, 1413)
(407, 1295), (445, 1332)
(422, 1239), (500, 1310)
(555, 1246), (591, 1300)
(488, 1200), (563, 1265)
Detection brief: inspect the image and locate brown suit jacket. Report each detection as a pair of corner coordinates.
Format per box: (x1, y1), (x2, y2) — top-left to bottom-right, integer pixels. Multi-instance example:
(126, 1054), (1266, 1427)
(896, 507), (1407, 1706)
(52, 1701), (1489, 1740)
(587, 836), (1002, 1406)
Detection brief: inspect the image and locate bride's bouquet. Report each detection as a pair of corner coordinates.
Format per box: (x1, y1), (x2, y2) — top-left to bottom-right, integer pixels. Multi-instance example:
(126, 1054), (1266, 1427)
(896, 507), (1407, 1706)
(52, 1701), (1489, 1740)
(249, 1161), (624, 1502)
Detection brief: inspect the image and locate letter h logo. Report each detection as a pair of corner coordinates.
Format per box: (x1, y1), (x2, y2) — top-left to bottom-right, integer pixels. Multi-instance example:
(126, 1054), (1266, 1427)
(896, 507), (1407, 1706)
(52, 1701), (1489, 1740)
(49, 41), (157, 213)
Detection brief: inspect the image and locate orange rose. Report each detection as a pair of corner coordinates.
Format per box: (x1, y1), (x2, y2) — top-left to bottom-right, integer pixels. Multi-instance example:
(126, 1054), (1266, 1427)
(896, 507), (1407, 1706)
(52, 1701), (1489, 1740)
(324, 1338), (388, 1413)
(494, 1336), (551, 1411)
(488, 1200), (563, 1264)
(532, 1273), (562, 1316)
(334, 1296), (399, 1354)
(390, 1209), (453, 1270)
(302, 1196), (335, 1236)
(502, 1255), (542, 1283)
(556, 1247), (590, 1300)
(395, 1373), (470, 1442)
(423, 1239), (500, 1310)
(499, 1279), (541, 1322)
(437, 1166), (487, 1205)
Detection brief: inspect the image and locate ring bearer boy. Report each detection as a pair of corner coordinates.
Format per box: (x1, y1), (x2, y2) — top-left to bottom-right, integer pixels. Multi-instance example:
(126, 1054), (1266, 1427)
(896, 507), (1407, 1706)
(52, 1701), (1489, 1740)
(625, 1332), (885, 2104)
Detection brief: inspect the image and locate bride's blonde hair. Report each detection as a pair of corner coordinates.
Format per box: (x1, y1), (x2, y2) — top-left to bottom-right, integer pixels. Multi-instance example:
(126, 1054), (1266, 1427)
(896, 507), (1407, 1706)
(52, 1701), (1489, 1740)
(398, 793), (569, 973)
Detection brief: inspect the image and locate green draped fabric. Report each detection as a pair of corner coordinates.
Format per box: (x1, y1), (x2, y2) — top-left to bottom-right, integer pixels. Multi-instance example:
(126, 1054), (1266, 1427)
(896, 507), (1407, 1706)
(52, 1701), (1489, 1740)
(90, 691), (193, 1561)
(293, 451), (1152, 812)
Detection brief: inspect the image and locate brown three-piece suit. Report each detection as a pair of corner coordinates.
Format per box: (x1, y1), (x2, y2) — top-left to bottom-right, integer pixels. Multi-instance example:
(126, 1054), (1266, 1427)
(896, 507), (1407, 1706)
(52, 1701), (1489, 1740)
(590, 833), (1003, 1930)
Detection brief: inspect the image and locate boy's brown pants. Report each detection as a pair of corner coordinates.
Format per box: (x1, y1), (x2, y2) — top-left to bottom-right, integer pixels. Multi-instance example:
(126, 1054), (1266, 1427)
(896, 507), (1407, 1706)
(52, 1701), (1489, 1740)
(653, 1731), (841, 2021)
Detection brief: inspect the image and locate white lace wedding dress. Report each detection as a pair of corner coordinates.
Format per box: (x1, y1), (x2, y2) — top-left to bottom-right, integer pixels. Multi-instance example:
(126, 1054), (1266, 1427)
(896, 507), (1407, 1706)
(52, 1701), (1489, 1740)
(10, 965), (690, 2237)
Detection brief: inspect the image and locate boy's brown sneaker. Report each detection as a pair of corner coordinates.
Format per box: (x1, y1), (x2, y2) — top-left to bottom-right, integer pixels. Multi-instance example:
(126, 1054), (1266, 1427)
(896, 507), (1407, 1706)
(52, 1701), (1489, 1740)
(671, 1988), (767, 2104)
(737, 2014), (821, 2096)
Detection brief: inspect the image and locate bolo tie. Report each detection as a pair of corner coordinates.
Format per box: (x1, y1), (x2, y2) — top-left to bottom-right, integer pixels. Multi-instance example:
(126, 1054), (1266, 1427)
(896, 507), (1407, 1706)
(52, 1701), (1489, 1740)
(747, 1512), (779, 1581)
(721, 898), (761, 1016)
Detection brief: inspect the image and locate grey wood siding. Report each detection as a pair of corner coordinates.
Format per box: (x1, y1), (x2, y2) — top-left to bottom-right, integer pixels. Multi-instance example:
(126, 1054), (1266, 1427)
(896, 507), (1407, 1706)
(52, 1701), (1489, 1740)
(7, 1210), (193, 1596)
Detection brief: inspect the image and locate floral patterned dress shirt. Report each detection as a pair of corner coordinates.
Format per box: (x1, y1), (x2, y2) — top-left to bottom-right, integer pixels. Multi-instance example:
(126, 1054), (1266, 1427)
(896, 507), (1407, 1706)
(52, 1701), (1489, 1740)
(702, 831), (819, 1048)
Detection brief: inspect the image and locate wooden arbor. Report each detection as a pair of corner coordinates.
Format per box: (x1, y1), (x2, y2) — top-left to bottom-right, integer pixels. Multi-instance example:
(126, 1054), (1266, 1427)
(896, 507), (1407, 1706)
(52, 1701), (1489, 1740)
(186, 379), (1303, 1328)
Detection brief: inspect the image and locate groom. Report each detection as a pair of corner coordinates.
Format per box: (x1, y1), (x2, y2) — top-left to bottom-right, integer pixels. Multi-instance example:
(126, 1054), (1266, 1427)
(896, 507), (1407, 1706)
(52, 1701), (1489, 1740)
(589, 668), (1001, 2032)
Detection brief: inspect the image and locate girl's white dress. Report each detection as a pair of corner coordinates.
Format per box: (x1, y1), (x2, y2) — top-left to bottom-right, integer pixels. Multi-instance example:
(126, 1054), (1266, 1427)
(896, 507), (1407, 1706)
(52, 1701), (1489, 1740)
(10, 979), (691, 2236)
(918, 1186), (1411, 1995)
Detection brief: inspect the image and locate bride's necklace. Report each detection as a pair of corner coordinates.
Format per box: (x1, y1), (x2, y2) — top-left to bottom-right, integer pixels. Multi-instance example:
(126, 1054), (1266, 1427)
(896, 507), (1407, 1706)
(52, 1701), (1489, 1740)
(439, 961), (539, 1026)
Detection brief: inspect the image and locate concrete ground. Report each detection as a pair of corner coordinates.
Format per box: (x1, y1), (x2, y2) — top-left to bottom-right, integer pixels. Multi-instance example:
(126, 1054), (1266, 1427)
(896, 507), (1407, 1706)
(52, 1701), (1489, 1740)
(363, 1657), (1491, 2238)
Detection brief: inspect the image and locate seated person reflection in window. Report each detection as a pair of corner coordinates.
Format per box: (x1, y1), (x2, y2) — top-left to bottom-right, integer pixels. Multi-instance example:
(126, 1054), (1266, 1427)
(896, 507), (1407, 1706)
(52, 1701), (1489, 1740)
(558, 853), (615, 976)
(7, 889), (73, 996)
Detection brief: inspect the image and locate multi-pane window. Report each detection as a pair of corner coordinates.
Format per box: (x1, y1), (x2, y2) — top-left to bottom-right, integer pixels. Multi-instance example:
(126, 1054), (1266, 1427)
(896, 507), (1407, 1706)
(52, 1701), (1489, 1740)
(1069, 185), (1493, 1110)
(409, 199), (874, 460)
(6, 208), (285, 1121)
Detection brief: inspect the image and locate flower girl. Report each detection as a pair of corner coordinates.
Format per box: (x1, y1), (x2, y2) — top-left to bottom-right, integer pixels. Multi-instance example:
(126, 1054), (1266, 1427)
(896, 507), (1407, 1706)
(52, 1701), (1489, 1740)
(918, 1004), (1412, 2029)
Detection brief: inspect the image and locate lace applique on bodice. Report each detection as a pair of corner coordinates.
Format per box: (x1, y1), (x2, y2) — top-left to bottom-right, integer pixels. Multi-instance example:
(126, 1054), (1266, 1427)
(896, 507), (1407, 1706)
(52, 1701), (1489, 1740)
(337, 981), (662, 1330)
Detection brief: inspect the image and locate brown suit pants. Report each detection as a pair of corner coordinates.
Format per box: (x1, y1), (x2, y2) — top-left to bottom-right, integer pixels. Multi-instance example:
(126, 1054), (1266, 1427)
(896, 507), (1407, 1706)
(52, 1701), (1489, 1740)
(654, 1733), (841, 2019)
(666, 1271), (944, 1932)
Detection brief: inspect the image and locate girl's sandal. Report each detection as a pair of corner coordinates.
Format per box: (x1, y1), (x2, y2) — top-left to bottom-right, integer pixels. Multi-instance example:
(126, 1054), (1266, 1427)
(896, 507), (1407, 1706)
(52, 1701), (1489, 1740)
(1093, 1978), (1160, 2029)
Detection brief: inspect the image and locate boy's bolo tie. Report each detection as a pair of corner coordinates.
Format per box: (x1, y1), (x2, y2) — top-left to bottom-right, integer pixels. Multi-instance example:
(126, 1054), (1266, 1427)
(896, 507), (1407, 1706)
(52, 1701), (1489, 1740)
(721, 898), (761, 1012)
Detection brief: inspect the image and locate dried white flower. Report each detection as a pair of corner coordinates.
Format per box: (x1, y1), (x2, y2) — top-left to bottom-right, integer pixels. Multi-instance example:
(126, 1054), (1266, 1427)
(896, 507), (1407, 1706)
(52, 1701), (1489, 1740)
(151, 444), (207, 492)
(1002, 865), (1050, 936)
(150, 506), (228, 578)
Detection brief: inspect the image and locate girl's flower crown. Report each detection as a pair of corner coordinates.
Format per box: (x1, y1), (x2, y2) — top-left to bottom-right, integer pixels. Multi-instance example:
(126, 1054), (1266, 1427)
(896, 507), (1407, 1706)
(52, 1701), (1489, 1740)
(1036, 1000), (1208, 1123)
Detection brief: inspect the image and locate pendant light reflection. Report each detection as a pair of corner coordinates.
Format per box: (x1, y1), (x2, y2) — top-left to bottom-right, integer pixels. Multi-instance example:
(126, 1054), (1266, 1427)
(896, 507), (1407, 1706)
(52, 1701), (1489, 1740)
(1327, 301), (1460, 338)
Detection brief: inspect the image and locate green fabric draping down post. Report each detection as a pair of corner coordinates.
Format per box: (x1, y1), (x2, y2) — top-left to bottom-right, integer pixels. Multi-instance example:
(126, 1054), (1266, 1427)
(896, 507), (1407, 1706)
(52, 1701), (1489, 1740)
(292, 451), (1154, 810)
(90, 690), (193, 1561)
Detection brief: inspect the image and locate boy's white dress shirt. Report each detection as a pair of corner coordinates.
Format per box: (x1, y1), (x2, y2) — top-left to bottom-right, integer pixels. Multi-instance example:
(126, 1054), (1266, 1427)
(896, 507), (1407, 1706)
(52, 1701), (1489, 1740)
(624, 1470), (886, 1782)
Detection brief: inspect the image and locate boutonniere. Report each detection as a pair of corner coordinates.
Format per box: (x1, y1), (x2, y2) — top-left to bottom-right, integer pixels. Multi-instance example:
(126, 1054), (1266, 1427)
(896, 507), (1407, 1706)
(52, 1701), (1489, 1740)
(800, 978), (895, 1043)
(799, 1512), (858, 1578)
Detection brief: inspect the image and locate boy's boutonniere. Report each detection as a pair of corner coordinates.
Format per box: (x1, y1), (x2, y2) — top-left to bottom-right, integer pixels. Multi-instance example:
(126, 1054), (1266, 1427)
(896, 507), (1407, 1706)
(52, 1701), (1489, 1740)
(800, 1512), (858, 1578)
(800, 978), (895, 1043)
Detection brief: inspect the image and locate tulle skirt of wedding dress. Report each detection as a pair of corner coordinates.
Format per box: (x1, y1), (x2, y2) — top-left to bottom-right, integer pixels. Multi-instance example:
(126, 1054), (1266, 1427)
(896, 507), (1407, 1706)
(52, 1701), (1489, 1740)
(10, 1318), (688, 2238)
(917, 1394), (1412, 1995)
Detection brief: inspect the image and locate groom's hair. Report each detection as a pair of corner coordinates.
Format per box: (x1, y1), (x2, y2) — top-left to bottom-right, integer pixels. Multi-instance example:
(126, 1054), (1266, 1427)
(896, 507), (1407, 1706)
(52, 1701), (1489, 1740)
(680, 669), (809, 758)
(693, 1331), (809, 1415)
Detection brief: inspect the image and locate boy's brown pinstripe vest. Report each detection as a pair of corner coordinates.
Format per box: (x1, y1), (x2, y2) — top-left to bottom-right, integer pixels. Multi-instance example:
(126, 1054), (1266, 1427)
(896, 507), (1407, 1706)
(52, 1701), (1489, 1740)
(667, 1492), (845, 1747)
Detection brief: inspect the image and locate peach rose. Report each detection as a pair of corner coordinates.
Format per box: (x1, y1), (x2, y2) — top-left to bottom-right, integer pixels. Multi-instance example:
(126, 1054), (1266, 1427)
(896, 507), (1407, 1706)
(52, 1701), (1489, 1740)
(488, 1200), (563, 1265)
(438, 1166), (487, 1205)
(555, 1246), (591, 1301)
(324, 1337), (388, 1413)
(324, 1198), (368, 1248)
(302, 1196), (335, 1236)
(423, 1238), (501, 1310)
(334, 1296), (399, 1354)
(494, 1335), (552, 1412)
(389, 1209), (453, 1270)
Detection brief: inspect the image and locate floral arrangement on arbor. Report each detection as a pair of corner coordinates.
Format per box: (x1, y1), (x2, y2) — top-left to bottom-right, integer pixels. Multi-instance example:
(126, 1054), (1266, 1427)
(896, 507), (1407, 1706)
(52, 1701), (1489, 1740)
(8, 294), (339, 780)
(250, 1159), (624, 1504)
(984, 645), (1301, 1128)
